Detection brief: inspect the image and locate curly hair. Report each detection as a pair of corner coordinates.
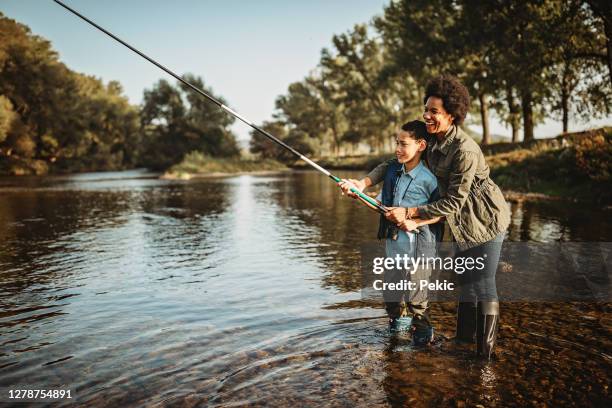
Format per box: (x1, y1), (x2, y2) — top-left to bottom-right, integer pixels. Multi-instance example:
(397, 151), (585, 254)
(423, 75), (470, 126)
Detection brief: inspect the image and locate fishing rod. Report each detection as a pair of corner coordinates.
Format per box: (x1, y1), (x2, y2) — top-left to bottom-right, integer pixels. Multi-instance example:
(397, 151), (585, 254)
(52, 0), (388, 215)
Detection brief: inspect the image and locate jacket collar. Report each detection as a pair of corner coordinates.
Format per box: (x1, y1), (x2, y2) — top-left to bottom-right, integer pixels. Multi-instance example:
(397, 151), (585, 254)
(432, 125), (457, 155)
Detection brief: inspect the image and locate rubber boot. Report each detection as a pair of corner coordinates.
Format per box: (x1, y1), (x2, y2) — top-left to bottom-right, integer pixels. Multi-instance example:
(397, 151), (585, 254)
(411, 312), (434, 347)
(389, 316), (412, 334)
(412, 324), (434, 347)
(455, 302), (477, 344)
(476, 301), (500, 360)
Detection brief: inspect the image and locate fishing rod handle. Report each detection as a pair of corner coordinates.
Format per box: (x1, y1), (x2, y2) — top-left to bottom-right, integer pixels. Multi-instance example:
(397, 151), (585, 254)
(331, 176), (387, 213)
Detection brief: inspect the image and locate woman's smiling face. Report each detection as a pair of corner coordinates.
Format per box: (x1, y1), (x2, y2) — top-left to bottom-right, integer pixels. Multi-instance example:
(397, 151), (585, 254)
(423, 96), (454, 135)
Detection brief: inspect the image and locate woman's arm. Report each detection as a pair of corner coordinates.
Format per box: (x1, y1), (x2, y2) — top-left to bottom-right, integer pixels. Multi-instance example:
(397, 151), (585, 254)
(412, 151), (479, 219)
(398, 216), (444, 232)
(365, 159), (392, 186)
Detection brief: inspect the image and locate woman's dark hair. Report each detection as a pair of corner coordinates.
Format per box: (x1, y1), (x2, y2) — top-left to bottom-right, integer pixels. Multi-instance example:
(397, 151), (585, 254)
(423, 75), (470, 125)
(400, 120), (428, 141)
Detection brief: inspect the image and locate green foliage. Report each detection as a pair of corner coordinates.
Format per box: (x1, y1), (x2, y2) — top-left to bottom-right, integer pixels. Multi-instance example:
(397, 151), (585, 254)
(269, 0), (610, 152)
(249, 120), (316, 163)
(0, 14), (239, 175)
(139, 75), (239, 170)
(573, 130), (611, 181)
(249, 121), (288, 159)
(0, 13), (140, 174)
(487, 128), (611, 202)
(0, 95), (16, 145)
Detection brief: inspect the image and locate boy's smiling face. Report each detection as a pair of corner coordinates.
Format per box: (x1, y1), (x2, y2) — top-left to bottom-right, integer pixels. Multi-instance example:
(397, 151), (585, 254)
(395, 130), (426, 164)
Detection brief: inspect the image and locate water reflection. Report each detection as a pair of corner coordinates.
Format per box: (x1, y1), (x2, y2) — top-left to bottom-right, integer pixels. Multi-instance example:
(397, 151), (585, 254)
(0, 170), (609, 406)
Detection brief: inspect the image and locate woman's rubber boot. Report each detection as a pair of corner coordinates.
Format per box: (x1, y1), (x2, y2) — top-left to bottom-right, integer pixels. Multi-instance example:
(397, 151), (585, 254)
(455, 302), (477, 344)
(476, 301), (500, 360)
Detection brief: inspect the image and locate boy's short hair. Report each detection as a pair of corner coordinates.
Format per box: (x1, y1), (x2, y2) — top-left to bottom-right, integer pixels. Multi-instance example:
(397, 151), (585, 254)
(400, 120), (428, 141)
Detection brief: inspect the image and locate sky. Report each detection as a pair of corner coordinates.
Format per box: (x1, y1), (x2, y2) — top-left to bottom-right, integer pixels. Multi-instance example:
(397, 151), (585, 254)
(2, 0), (610, 144)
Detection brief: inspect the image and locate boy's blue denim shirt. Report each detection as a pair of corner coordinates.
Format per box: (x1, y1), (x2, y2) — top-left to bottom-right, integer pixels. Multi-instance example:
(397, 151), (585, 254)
(377, 160), (439, 258)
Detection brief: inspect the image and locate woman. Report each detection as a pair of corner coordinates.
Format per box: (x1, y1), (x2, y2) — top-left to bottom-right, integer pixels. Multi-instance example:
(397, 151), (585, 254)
(347, 75), (510, 360)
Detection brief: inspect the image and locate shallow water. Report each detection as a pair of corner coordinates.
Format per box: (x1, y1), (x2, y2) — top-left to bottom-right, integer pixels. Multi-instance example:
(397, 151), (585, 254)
(0, 169), (610, 407)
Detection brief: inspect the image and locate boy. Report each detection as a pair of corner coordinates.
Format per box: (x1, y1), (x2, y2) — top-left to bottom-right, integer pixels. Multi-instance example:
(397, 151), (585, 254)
(339, 120), (442, 346)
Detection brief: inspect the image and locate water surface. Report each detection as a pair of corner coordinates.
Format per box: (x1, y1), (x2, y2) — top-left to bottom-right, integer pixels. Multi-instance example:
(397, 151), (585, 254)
(0, 170), (610, 406)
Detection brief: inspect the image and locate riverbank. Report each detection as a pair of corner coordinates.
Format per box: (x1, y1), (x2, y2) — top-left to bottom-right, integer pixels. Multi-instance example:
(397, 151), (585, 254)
(290, 127), (612, 205)
(161, 151), (288, 180)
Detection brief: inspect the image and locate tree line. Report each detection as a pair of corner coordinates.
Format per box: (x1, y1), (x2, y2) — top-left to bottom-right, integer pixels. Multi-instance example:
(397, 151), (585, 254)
(251, 0), (611, 160)
(0, 13), (238, 175)
(1, 1), (610, 174)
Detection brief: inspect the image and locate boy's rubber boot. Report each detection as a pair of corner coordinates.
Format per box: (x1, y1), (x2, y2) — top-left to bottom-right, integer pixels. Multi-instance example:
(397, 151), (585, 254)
(476, 301), (500, 360)
(411, 314), (434, 347)
(455, 302), (478, 344)
(412, 325), (434, 347)
(389, 316), (413, 333)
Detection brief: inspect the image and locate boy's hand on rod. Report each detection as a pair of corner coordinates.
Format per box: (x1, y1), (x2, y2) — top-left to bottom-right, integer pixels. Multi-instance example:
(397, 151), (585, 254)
(338, 178), (365, 198)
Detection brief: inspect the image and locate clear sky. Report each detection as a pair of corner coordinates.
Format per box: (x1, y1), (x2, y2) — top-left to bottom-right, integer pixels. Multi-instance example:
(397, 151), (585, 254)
(2, 0), (610, 144)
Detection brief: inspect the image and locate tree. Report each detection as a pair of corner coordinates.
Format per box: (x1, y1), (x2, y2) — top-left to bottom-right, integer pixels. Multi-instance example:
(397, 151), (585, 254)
(0, 13), (141, 173)
(274, 79), (335, 154)
(545, 0), (610, 132)
(249, 120), (288, 159)
(585, 0), (612, 86)
(374, 1), (498, 143)
(140, 75), (238, 169)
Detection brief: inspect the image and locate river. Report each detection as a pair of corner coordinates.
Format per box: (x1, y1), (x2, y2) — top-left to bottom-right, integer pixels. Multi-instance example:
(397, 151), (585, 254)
(0, 169), (610, 407)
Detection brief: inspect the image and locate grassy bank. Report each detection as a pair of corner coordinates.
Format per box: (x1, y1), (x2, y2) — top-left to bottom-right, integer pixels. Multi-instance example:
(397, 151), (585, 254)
(484, 128), (610, 204)
(162, 151), (288, 179)
(291, 127), (612, 204)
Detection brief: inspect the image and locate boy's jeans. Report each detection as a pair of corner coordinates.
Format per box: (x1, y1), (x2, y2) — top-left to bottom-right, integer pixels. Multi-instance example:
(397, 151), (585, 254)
(383, 265), (432, 323)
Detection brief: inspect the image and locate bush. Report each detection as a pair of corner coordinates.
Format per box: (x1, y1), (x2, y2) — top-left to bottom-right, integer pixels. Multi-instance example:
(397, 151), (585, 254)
(164, 151), (287, 178)
(573, 132), (612, 182)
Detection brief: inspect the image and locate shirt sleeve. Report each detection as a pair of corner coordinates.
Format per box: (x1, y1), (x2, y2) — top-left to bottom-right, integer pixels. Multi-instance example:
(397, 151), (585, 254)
(417, 151), (478, 219)
(366, 159), (393, 186)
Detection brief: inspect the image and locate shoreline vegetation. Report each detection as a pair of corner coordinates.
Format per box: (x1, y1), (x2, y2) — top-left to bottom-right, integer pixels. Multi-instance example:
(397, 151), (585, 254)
(289, 127), (612, 206)
(1, 8), (610, 206)
(161, 151), (288, 180)
(4, 127), (609, 206)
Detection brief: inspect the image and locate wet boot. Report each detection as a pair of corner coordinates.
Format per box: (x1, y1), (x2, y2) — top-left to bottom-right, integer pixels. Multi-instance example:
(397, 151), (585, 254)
(476, 301), (500, 360)
(389, 316), (412, 334)
(455, 302), (477, 344)
(411, 312), (434, 347)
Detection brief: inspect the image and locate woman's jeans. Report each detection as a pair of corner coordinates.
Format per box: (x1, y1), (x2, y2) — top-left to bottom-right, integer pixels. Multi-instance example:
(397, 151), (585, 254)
(455, 232), (505, 302)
